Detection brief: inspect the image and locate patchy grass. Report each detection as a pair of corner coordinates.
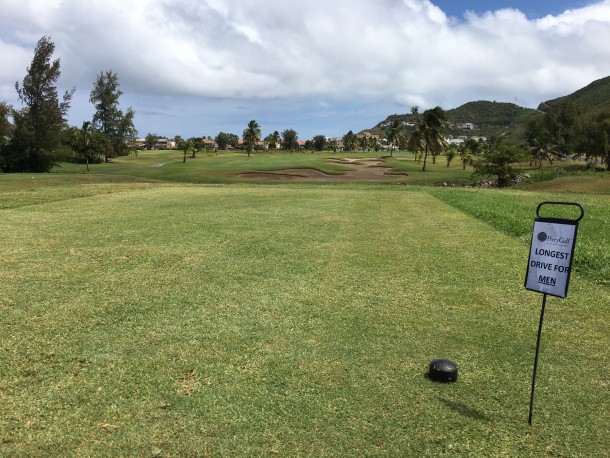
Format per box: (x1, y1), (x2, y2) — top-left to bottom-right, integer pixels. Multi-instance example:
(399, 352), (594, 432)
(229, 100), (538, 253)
(521, 173), (610, 194)
(49, 150), (477, 186)
(427, 187), (610, 286)
(0, 182), (608, 456)
(0, 173), (160, 210)
(48, 150), (608, 191)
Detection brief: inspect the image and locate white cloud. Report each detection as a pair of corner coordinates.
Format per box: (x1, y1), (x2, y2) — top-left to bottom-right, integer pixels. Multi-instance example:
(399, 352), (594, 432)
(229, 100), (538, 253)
(1, 0), (609, 136)
(0, 39), (32, 100)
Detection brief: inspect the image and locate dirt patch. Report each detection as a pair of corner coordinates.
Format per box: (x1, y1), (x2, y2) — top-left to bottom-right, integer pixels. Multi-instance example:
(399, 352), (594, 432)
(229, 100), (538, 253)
(151, 160), (182, 167)
(238, 157), (407, 182)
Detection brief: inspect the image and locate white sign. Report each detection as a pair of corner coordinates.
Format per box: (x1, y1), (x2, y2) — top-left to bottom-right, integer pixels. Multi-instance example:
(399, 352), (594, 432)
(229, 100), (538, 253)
(525, 220), (577, 298)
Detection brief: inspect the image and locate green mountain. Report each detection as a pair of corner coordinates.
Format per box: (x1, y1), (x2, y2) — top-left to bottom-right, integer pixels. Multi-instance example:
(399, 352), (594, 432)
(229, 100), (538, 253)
(538, 75), (610, 113)
(366, 75), (610, 142)
(444, 101), (538, 140)
(367, 101), (539, 141)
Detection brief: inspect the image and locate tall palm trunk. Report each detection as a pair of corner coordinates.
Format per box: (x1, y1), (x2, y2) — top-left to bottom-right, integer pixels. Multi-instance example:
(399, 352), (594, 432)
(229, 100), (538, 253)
(422, 142), (429, 171)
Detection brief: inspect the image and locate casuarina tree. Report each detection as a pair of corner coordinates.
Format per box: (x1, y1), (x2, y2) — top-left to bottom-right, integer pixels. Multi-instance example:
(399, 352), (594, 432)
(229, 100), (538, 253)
(89, 70), (137, 161)
(1, 36), (73, 172)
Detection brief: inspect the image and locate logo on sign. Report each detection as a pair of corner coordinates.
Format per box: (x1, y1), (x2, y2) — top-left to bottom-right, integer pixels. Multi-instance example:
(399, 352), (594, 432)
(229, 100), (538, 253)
(537, 232), (548, 242)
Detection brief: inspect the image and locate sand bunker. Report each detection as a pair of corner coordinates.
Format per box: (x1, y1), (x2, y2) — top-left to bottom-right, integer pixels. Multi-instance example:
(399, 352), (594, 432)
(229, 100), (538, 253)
(238, 157), (407, 182)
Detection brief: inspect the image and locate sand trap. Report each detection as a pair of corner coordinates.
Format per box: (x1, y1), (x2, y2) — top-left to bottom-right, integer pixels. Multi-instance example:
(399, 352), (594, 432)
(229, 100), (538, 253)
(238, 157), (407, 181)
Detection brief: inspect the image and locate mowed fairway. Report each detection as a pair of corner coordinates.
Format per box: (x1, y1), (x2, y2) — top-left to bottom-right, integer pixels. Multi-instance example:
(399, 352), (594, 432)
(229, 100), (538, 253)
(1, 184), (608, 456)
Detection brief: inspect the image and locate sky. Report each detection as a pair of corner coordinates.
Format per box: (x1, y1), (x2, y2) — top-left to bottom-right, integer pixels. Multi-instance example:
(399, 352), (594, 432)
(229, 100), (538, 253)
(1, 0), (610, 140)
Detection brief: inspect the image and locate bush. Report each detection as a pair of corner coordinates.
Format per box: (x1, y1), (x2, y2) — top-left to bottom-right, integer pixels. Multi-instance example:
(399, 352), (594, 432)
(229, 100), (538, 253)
(525, 168), (568, 183)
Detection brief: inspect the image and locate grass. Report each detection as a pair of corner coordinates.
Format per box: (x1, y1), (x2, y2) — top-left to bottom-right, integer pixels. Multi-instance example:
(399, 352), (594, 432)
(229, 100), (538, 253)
(427, 187), (610, 286)
(0, 174), (160, 210)
(522, 173), (610, 194)
(1, 174), (608, 456)
(49, 150), (477, 186)
(52, 151), (355, 184)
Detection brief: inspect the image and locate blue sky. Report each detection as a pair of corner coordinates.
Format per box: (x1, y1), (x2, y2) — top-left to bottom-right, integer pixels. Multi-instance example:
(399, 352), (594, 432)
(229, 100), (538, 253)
(1, 0), (609, 140)
(432, 1), (592, 19)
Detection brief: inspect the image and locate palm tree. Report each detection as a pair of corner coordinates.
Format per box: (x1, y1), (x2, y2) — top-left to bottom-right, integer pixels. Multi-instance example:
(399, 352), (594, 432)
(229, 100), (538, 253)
(410, 105), (420, 124)
(358, 135), (369, 152)
(271, 131), (281, 150)
(368, 135), (379, 151)
(181, 139), (194, 163)
(243, 120), (261, 157)
(421, 106), (447, 172)
(408, 126), (423, 162)
(459, 147), (473, 170)
(81, 121), (91, 172)
(387, 120), (402, 157)
(528, 129), (563, 168)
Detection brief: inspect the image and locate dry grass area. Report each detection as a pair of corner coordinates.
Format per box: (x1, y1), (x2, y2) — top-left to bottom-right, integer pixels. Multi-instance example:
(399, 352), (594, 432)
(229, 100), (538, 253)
(522, 173), (610, 194)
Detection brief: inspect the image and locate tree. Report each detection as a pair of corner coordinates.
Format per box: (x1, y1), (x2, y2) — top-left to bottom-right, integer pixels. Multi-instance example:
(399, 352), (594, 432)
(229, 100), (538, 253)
(329, 138), (339, 153)
(445, 147), (457, 167)
(408, 126), (423, 162)
(90, 71), (121, 136)
(387, 120), (402, 157)
(528, 132), (563, 168)
(215, 132), (239, 149)
(114, 107), (137, 156)
(179, 139), (195, 163)
(459, 147), (473, 170)
(462, 137), (482, 156)
(575, 112), (610, 170)
(313, 134), (326, 151)
(228, 133), (239, 148)
(189, 137), (203, 156)
(0, 102), (13, 154)
(282, 129), (299, 151)
(271, 131), (281, 150)
(215, 132), (229, 150)
(80, 121), (91, 171)
(356, 135), (365, 152)
(1, 36), (73, 172)
(145, 133), (158, 150)
(410, 105), (420, 123)
(66, 121), (109, 170)
(421, 106), (447, 171)
(0, 102), (12, 143)
(242, 120), (261, 157)
(473, 139), (526, 187)
(342, 130), (356, 152)
(546, 100), (579, 156)
(89, 70), (137, 161)
(264, 131), (281, 150)
(88, 130), (113, 162)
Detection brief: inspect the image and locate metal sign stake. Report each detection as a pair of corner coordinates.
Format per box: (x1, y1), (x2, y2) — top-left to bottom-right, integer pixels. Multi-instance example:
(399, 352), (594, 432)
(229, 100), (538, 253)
(529, 293), (547, 425)
(524, 201), (584, 425)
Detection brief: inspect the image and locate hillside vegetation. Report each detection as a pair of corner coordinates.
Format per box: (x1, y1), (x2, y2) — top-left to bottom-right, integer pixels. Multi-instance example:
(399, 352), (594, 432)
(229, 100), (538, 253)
(445, 101), (539, 140)
(369, 75), (610, 142)
(370, 102), (540, 142)
(539, 75), (610, 113)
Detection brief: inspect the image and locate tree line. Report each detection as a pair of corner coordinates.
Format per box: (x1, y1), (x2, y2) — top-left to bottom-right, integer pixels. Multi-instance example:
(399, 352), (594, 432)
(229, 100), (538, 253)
(3, 38), (608, 180)
(0, 36), (137, 173)
(526, 100), (610, 170)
